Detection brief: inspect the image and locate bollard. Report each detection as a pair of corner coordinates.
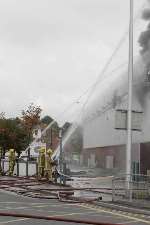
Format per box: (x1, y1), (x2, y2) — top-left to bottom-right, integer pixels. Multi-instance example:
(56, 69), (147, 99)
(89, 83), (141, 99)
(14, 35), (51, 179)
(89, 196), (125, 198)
(17, 160), (19, 176)
(62, 162), (67, 185)
(26, 161), (29, 177)
(36, 162), (38, 176)
(2, 159), (4, 172)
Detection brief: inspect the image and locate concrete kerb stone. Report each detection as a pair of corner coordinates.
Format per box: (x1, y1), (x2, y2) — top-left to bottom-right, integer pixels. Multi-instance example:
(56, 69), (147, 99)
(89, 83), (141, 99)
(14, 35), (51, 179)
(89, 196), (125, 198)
(93, 201), (150, 216)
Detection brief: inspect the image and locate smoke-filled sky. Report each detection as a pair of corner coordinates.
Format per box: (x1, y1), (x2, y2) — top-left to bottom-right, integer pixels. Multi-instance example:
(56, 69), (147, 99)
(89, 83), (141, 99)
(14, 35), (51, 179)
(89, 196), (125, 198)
(139, 6), (150, 55)
(0, 0), (145, 122)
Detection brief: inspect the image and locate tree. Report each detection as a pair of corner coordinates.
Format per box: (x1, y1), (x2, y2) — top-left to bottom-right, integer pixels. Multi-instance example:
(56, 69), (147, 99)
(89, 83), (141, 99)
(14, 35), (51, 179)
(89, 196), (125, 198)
(21, 103), (42, 143)
(0, 117), (29, 156)
(0, 104), (42, 156)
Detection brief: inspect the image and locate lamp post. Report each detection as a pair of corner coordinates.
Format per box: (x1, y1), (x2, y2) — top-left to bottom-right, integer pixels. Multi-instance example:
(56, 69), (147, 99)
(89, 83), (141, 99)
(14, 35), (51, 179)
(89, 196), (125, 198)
(59, 127), (63, 174)
(59, 127), (67, 185)
(126, 0), (133, 191)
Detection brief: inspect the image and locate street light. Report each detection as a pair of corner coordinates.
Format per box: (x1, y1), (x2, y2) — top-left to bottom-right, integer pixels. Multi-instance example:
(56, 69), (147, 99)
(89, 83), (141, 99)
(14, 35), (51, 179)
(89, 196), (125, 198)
(59, 127), (63, 174)
(59, 127), (67, 185)
(126, 0), (133, 190)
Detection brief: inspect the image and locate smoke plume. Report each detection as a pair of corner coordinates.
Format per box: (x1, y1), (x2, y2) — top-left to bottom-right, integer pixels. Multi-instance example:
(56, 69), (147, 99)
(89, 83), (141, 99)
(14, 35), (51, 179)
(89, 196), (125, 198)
(142, 8), (150, 20)
(136, 4), (150, 107)
(139, 8), (150, 54)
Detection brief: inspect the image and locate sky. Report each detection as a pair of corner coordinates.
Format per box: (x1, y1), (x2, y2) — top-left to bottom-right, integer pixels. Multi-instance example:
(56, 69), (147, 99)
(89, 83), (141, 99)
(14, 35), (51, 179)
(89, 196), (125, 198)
(0, 0), (145, 123)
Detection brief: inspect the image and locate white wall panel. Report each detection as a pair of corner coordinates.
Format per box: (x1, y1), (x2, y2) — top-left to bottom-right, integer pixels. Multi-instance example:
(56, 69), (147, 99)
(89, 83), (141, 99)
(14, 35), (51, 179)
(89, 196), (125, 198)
(83, 93), (150, 149)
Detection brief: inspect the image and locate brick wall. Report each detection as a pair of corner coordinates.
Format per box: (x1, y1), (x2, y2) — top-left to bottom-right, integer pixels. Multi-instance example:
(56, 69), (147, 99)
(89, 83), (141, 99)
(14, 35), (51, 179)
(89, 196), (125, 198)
(140, 142), (150, 174)
(83, 144), (139, 168)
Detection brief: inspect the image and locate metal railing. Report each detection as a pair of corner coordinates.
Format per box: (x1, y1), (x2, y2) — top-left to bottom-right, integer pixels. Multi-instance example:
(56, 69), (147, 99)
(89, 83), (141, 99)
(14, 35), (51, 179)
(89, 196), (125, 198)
(112, 174), (150, 206)
(1, 159), (38, 176)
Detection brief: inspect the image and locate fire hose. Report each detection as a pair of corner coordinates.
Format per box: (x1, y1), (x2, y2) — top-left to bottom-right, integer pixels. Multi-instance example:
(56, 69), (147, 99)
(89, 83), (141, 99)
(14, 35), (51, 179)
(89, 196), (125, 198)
(0, 211), (122, 225)
(0, 176), (111, 204)
(57, 190), (102, 203)
(0, 178), (107, 203)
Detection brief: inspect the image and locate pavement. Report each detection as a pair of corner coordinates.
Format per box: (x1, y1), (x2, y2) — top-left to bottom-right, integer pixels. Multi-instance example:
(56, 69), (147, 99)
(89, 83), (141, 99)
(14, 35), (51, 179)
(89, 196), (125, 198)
(69, 165), (121, 178)
(68, 175), (113, 202)
(69, 171), (150, 212)
(0, 190), (150, 225)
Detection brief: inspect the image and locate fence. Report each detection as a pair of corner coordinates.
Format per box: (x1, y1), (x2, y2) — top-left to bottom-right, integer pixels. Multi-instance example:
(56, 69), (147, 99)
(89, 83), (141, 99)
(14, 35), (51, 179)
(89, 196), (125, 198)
(112, 174), (150, 207)
(1, 159), (38, 176)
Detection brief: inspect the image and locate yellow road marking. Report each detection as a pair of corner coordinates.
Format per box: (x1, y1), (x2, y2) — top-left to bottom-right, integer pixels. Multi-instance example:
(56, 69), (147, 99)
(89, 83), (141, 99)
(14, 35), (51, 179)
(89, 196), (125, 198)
(0, 218), (29, 224)
(52, 211), (95, 217)
(48, 203), (80, 207)
(78, 204), (150, 224)
(116, 221), (137, 224)
(33, 205), (48, 208)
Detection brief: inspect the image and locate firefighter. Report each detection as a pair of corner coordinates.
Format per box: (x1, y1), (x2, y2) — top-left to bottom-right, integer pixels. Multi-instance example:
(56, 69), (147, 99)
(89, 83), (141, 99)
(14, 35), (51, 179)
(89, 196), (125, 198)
(38, 147), (45, 178)
(44, 149), (53, 181)
(0, 147), (3, 175)
(8, 149), (16, 176)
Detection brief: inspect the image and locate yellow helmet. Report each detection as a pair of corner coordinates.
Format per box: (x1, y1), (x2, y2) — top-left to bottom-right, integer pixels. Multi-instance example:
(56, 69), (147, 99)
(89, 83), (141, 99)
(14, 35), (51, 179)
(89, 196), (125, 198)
(39, 147), (45, 154)
(47, 149), (53, 156)
(9, 149), (15, 153)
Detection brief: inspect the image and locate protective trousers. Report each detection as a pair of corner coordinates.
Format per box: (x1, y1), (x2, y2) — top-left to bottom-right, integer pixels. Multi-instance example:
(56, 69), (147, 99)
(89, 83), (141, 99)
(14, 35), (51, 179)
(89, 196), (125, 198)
(44, 155), (53, 181)
(38, 153), (45, 177)
(9, 160), (15, 176)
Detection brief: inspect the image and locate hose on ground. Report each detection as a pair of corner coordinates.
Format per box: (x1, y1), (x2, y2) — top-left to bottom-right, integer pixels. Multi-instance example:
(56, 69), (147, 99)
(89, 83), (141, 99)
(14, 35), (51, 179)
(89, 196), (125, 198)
(0, 176), (104, 203)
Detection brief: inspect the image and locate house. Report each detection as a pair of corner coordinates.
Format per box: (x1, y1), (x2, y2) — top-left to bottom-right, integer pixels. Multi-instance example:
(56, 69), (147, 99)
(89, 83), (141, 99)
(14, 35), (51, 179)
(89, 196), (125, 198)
(21, 123), (59, 159)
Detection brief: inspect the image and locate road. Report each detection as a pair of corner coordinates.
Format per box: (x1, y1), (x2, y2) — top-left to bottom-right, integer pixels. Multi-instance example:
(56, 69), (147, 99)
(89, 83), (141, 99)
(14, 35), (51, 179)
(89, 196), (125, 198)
(0, 191), (150, 225)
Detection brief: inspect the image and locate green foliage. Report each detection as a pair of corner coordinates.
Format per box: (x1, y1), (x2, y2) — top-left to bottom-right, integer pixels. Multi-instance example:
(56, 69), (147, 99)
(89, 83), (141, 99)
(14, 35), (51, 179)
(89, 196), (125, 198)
(0, 103), (42, 156)
(0, 105), (72, 156)
(0, 118), (29, 156)
(21, 103), (42, 133)
(21, 103), (42, 143)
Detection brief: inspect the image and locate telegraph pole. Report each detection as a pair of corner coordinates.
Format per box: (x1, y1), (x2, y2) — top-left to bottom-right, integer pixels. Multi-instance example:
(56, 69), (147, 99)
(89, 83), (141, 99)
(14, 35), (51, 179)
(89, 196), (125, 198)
(126, 0), (133, 184)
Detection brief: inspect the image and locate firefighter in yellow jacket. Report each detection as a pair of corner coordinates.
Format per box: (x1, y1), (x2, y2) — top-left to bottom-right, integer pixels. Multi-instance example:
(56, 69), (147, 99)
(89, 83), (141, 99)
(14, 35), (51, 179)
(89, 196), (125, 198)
(8, 149), (16, 176)
(44, 148), (53, 181)
(38, 147), (45, 178)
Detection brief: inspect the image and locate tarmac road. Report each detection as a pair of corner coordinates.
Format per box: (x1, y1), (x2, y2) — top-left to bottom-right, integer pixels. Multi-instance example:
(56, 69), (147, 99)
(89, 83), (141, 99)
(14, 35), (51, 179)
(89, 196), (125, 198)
(0, 190), (150, 225)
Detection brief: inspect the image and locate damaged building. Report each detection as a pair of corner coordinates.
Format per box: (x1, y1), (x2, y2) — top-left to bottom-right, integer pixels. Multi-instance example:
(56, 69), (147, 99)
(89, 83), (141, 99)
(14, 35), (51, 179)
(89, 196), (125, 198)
(82, 7), (150, 175)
